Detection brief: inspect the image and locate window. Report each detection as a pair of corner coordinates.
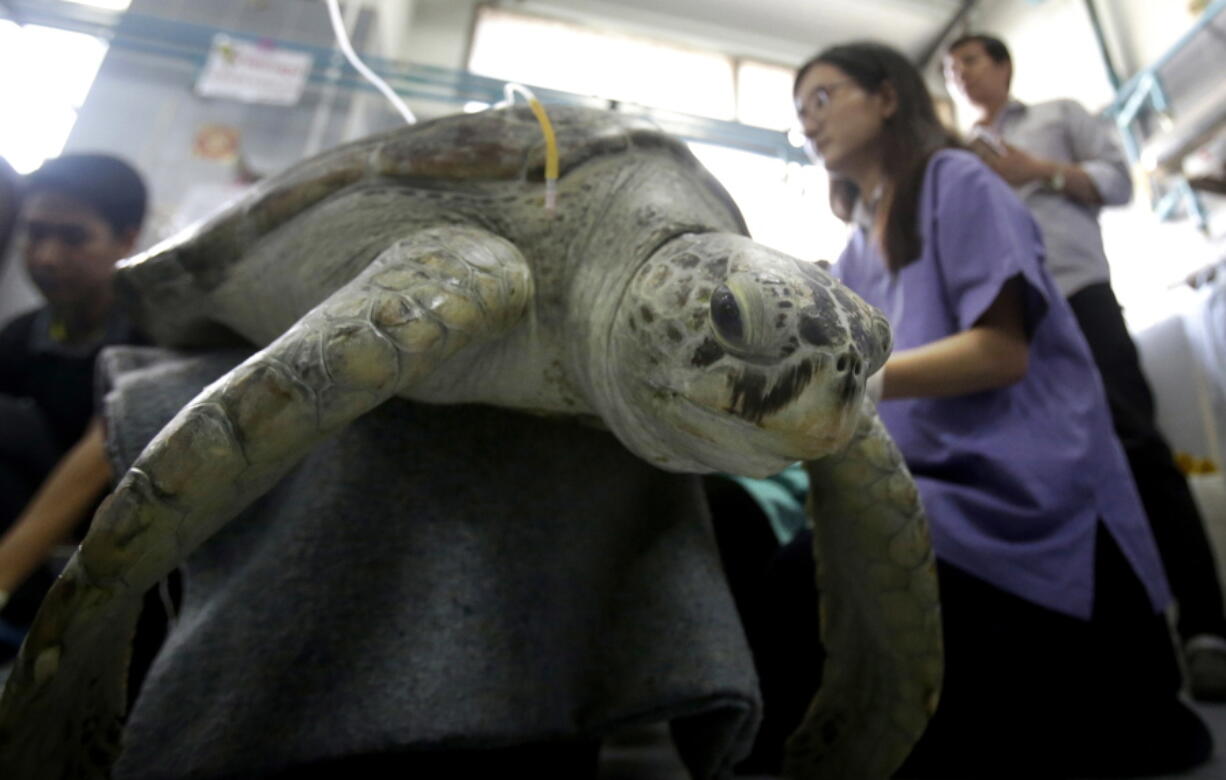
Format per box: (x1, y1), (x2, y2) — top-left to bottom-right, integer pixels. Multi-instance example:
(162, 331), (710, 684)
(470, 8), (737, 120)
(469, 7), (839, 263)
(0, 21), (109, 173)
(469, 7), (799, 129)
(736, 60), (797, 131)
(688, 143), (848, 264)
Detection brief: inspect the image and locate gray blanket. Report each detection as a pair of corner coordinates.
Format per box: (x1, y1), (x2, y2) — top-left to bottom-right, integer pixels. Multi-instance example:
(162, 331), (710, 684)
(100, 346), (759, 779)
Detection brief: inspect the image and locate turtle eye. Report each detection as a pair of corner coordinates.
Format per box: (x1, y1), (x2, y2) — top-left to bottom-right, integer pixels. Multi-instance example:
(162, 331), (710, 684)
(710, 284), (744, 345)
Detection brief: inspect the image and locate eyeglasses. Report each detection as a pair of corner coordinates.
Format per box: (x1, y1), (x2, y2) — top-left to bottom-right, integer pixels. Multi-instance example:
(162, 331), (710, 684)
(796, 80), (856, 121)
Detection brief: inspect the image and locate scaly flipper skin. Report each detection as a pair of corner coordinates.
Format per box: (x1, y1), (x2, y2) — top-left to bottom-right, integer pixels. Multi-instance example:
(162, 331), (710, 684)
(785, 400), (943, 779)
(0, 226), (531, 780)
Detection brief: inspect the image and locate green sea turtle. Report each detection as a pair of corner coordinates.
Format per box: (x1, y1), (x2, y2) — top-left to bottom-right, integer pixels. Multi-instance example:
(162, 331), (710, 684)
(0, 105), (940, 779)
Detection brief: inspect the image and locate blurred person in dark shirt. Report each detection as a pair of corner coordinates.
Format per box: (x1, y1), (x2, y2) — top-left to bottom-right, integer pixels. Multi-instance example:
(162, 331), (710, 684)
(0, 153), (147, 632)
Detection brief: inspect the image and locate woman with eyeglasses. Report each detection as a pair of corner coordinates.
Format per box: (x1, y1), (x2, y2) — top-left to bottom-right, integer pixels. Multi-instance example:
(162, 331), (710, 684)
(743, 41), (1212, 778)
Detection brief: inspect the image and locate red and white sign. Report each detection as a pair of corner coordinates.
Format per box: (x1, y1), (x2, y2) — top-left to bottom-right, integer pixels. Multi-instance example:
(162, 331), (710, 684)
(196, 35), (313, 106)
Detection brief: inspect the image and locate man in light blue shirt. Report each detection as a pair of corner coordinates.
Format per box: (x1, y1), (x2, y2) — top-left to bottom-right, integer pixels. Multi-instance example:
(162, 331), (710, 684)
(945, 32), (1226, 701)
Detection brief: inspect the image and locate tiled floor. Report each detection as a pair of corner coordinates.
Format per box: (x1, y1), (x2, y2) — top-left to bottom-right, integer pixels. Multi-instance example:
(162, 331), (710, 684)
(596, 700), (1226, 779)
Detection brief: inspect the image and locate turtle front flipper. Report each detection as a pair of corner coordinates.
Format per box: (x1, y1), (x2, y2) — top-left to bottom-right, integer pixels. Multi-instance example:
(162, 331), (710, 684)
(784, 400), (942, 779)
(0, 225), (531, 779)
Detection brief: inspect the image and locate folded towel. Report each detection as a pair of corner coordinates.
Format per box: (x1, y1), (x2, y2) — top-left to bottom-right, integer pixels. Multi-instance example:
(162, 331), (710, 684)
(99, 346), (759, 779)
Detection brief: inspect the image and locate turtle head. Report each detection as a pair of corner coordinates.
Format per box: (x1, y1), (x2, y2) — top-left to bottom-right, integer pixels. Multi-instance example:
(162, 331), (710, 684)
(604, 232), (891, 477)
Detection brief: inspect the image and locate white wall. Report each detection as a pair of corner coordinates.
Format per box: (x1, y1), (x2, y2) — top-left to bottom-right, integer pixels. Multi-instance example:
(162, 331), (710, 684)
(407, 0), (479, 70)
(961, 0), (1115, 113)
(965, 0), (1209, 103)
(1093, 0), (1207, 79)
(1136, 281), (1226, 567)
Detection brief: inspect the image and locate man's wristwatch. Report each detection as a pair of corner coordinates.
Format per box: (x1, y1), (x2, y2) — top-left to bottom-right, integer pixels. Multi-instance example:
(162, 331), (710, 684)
(1047, 165), (1066, 193)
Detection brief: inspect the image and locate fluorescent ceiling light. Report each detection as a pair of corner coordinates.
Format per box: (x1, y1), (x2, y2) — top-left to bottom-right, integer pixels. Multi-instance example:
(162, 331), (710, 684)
(63, 0), (133, 11)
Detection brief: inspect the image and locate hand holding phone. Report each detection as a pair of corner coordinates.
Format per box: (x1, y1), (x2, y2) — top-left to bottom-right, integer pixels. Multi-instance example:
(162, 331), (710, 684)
(969, 127), (1007, 157)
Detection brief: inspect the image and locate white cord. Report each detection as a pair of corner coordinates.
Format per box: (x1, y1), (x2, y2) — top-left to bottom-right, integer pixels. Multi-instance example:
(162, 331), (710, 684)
(501, 82), (537, 107)
(324, 0), (416, 125)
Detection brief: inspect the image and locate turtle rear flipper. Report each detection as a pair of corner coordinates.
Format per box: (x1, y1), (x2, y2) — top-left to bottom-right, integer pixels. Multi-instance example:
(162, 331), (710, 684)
(0, 226), (532, 779)
(785, 401), (943, 779)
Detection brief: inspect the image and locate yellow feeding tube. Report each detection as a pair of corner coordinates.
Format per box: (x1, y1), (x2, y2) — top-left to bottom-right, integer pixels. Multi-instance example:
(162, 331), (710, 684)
(504, 83), (559, 212)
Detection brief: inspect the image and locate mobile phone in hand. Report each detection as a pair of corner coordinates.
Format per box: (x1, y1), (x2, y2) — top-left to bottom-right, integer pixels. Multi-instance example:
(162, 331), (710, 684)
(969, 127), (1007, 157)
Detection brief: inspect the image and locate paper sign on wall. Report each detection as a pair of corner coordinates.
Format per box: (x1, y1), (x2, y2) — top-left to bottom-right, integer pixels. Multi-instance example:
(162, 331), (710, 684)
(196, 35), (313, 106)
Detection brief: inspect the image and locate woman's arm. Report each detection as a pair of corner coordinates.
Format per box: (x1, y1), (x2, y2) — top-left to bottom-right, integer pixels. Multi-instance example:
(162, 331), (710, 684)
(0, 417), (111, 607)
(879, 276), (1029, 400)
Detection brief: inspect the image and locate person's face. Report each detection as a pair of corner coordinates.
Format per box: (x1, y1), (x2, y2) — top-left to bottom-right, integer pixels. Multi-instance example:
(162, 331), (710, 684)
(18, 191), (136, 310)
(943, 41), (1010, 109)
(794, 63), (894, 178)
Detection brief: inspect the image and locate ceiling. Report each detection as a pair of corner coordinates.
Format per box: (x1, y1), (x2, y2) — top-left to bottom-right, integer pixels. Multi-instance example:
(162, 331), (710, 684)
(506, 0), (968, 65)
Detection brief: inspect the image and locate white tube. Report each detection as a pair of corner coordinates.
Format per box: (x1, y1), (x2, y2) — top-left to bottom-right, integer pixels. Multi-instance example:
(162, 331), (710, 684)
(503, 82), (538, 107)
(324, 0), (416, 125)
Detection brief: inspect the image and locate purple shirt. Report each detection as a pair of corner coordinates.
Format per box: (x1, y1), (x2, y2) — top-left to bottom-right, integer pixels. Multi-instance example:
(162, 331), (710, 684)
(834, 149), (1169, 619)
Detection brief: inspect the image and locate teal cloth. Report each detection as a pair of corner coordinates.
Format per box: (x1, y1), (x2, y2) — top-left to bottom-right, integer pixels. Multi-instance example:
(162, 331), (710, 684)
(724, 463), (810, 544)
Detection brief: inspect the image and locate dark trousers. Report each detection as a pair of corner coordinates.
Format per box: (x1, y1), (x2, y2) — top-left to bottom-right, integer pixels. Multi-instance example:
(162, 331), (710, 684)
(1069, 282), (1226, 641)
(727, 520), (1211, 778)
(899, 527), (1209, 778)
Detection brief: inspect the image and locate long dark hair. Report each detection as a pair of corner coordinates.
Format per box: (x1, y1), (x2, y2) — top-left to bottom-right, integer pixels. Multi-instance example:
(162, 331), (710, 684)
(795, 42), (961, 271)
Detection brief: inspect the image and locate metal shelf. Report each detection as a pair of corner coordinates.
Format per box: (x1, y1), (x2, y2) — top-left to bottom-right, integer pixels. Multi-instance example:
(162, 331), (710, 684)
(1106, 0), (1226, 231)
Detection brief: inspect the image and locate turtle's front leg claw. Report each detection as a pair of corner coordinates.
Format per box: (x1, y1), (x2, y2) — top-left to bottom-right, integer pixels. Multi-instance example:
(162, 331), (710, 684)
(0, 564), (141, 780)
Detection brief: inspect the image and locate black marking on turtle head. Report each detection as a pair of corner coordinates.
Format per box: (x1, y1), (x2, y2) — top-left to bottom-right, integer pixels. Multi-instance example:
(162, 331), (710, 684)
(873, 314), (892, 360)
(830, 284), (862, 316)
(675, 252), (702, 269)
(640, 305), (655, 324)
(799, 300), (843, 348)
(665, 323), (684, 343)
(691, 337), (725, 368)
(729, 360), (814, 423)
(826, 282), (874, 358)
(848, 312), (873, 360)
(839, 365), (862, 404)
